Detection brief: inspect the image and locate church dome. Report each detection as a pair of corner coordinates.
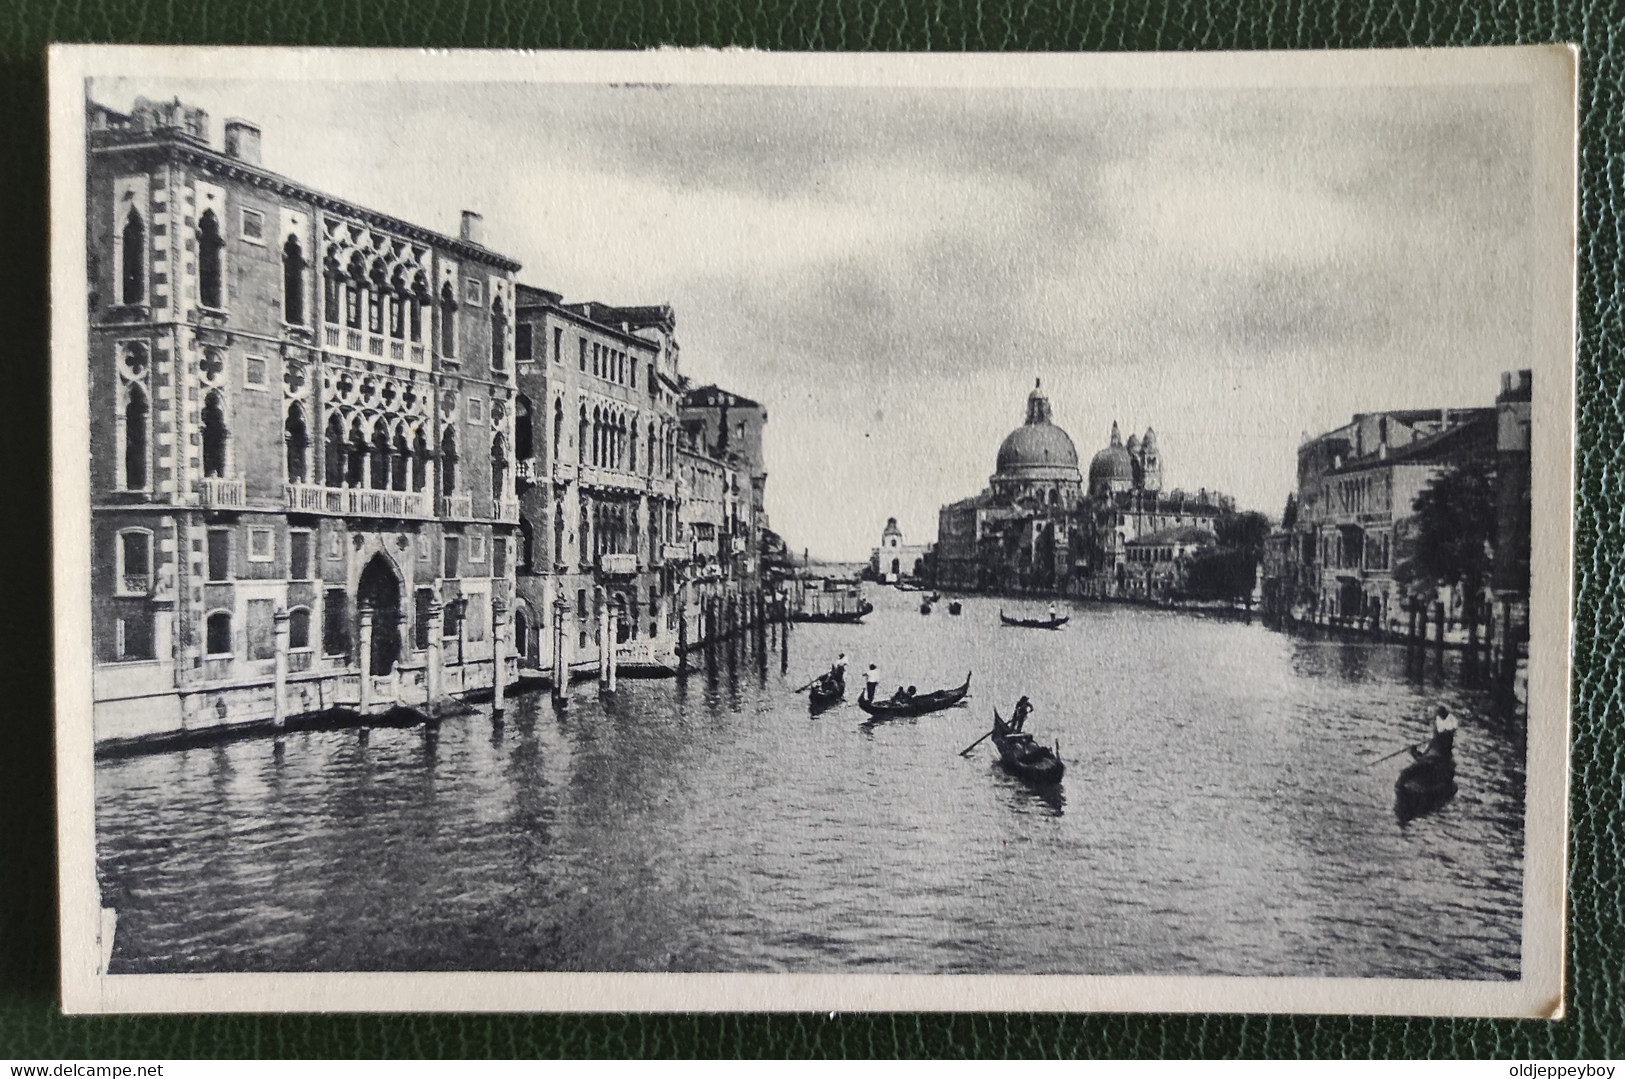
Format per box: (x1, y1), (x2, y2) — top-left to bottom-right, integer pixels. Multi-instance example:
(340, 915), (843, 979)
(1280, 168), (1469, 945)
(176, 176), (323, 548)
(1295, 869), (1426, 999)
(997, 423), (1080, 473)
(1088, 420), (1135, 493)
(1088, 444), (1135, 486)
(994, 379), (1081, 476)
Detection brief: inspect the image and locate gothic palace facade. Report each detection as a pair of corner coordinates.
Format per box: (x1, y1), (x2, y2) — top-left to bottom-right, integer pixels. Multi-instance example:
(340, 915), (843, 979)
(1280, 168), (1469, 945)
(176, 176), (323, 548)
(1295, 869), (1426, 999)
(87, 96), (765, 744)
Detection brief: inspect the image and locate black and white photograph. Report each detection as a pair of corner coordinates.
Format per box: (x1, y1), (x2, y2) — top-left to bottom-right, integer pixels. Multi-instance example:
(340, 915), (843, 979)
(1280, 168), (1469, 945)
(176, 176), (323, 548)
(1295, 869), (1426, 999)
(49, 46), (1575, 1015)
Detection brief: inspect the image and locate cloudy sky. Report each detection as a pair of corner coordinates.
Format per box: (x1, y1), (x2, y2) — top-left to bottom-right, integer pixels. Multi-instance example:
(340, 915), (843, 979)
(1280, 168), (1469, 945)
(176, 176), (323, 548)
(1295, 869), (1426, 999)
(90, 72), (1536, 559)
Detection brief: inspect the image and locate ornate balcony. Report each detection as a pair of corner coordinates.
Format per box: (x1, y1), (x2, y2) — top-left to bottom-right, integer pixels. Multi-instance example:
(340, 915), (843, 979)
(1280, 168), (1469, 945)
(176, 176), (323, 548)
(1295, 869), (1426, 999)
(515, 459), (537, 484)
(198, 477), (245, 508)
(439, 494), (473, 519)
(553, 461), (577, 483)
(599, 552), (640, 577)
(285, 483), (430, 519)
(661, 542), (691, 563)
(496, 498), (521, 522)
(577, 466), (644, 493)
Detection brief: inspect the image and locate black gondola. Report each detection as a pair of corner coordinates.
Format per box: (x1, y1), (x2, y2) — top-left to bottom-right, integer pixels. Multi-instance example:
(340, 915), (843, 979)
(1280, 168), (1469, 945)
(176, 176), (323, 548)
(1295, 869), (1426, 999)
(857, 672), (972, 719)
(1395, 738), (1456, 821)
(808, 672), (845, 711)
(990, 709), (1066, 785)
(920, 601), (933, 615)
(999, 608), (1070, 630)
(791, 600), (874, 624)
(947, 600), (962, 615)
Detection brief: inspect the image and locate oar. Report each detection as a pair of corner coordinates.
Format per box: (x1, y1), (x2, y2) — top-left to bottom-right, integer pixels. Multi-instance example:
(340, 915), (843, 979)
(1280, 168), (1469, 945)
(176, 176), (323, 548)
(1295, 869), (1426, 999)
(793, 676), (821, 693)
(959, 728), (996, 757)
(1360, 741), (1428, 770)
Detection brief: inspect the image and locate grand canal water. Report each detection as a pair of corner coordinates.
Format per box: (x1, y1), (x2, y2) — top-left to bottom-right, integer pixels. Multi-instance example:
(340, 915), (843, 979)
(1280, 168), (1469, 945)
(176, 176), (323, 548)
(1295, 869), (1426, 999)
(96, 585), (1525, 978)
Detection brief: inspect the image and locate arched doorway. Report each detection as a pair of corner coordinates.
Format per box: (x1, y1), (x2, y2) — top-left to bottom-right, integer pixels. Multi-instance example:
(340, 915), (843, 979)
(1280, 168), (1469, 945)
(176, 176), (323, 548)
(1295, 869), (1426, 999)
(890, 558), (900, 577)
(358, 554), (402, 675)
(513, 606), (531, 667)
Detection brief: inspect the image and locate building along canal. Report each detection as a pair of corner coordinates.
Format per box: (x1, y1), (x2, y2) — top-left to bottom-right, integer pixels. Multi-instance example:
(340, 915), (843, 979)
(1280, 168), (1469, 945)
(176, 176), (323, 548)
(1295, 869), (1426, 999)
(96, 584), (1525, 978)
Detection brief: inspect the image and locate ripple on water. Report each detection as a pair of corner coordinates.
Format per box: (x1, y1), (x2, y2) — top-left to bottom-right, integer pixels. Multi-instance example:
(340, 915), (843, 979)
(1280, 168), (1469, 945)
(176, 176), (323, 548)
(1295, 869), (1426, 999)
(97, 589), (1524, 977)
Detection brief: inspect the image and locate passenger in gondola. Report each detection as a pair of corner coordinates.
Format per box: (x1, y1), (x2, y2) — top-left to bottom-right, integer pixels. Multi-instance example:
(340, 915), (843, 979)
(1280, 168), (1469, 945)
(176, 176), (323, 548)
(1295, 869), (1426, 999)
(863, 664), (880, 703)
(1011, 695), (1034, 732)
(1412, 705), (1458, 759)
(1048, 601), (1058, 622)
(829, 652), (848, 686)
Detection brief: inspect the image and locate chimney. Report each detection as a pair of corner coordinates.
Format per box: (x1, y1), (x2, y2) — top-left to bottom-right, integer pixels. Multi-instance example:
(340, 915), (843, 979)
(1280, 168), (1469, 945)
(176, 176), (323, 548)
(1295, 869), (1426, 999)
(223, 119), (262, 165)
(460, 211), (485, 246)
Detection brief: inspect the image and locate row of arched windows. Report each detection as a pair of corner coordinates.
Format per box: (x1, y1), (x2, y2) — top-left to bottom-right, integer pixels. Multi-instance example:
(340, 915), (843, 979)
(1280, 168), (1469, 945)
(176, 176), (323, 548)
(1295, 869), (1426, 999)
(574, 404), (679, 478)
(283, 404), (512, 507)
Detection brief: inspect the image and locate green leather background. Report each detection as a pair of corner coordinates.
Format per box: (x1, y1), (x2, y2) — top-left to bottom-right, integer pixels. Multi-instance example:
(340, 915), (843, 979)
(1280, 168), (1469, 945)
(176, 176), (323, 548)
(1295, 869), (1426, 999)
(2, 0), (1620, 1059)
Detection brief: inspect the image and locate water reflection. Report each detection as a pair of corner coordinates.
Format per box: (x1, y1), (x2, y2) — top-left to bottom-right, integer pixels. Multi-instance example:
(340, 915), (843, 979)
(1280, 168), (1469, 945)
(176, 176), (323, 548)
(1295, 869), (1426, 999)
(96, 587), (1524, 979)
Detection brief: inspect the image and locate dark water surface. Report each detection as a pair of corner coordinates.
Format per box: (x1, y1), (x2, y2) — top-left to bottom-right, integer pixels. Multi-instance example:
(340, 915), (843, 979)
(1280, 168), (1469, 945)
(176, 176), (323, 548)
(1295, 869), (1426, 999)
(98, 587), (1525, 977)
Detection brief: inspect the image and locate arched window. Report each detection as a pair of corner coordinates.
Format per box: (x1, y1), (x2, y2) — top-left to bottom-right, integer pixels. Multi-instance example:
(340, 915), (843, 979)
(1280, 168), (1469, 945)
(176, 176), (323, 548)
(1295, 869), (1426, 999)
(412, 428), (428, 492)
(324, 270), (340, 324)
(121, 208), (145, 305)
(515, 395), (533, 461)
(518, 516), (534, 573)
(388, 291), (404, 339)
(285, 403), (308, 484)
(553, 398), (564, 464)
(409, 277), (426, 343)
(288, 607), (312, 650)
(282, 235), (305, 325)
(439, 282), (457, 358)
(491, 434), (508, 503)
(197, 210), (224, 309)
(647, 424), (655, 476)
(440, 428), (457, 496)
(346, 418), (366, 488)
(201, 390), (227, 478)
(369, 423), (390, 489)
(391, 428), (410, 492)
(554, 497), (566, 563)
(324, 413), (345, 487)
(490, 298), (506, 370)
(628, 420), (637, 473)
(577, 407), (588, 465)
(205, 610), (233, 656)
(123, 384), (148, 490)
(579, 502), (591, 562)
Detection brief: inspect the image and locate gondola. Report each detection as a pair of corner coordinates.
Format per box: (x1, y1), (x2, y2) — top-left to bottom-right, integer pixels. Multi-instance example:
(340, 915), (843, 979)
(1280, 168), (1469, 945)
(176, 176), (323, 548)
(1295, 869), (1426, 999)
(920, 601), (933, 615)
(990, 709), (1066, 785)
(926, 592), (942, 604)
(857, 672), (972, 719)
(807, 672), (845, 711)
(999, 608), (1070, 630)
(791, 600), (874, 624)
(1395, 741), (1456, 821)
(947, 600), (962, 615)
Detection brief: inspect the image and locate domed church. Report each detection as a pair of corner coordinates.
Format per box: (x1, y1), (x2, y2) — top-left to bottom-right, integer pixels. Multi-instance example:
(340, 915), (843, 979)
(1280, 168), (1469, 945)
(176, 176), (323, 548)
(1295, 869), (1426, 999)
(935, 380), (1233, 596)
(990, 380), (1084, 507)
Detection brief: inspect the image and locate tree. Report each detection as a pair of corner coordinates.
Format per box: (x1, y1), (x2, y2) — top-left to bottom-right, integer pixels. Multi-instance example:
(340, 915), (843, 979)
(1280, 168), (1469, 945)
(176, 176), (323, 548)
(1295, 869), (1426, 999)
(1395, 459), (1497, 643)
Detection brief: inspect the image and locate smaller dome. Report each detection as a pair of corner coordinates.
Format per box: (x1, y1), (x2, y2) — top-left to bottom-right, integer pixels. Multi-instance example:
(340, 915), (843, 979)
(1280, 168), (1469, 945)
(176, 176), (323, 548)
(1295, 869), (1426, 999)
(1089, 444), (1135, 488)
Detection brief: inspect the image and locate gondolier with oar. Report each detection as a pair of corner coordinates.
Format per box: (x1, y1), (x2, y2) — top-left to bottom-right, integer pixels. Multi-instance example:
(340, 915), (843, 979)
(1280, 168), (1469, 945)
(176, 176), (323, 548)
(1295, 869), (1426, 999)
(863, 664), (880, 703)
(1412, 705), (1458, 758)
(1011, 695), (1034, 732)
(830, 652), (849, 686)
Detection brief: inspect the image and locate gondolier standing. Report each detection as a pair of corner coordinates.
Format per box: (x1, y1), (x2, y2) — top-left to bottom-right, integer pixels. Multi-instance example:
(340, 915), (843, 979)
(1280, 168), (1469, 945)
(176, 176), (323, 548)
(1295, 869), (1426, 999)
(1413, 705), (1458, 758)
(1048, 601), (1057, 622)
(830, 652), (848, 684)
(1011, 695), (1034, 732)
(863, 664), (880, 703)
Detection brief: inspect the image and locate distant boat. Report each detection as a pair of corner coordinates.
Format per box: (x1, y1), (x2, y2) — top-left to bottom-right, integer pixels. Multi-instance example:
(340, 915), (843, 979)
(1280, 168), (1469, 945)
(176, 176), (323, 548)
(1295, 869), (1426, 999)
(947, 600), (962, 615)
(920, 601), (933, 615)
(991, 709), (1066, 786)
(999, 608), (1069, 630)
(857, 673), (972, 719)
(1395, 738), (1457, 821)
(807, 672), (845, 711)
(791, 600), (874, 624)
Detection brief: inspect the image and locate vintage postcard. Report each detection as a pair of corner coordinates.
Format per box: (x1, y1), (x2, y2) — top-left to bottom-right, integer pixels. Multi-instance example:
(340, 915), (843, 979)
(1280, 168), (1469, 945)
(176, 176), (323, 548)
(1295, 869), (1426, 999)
(49, 45), (1576, 1015)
